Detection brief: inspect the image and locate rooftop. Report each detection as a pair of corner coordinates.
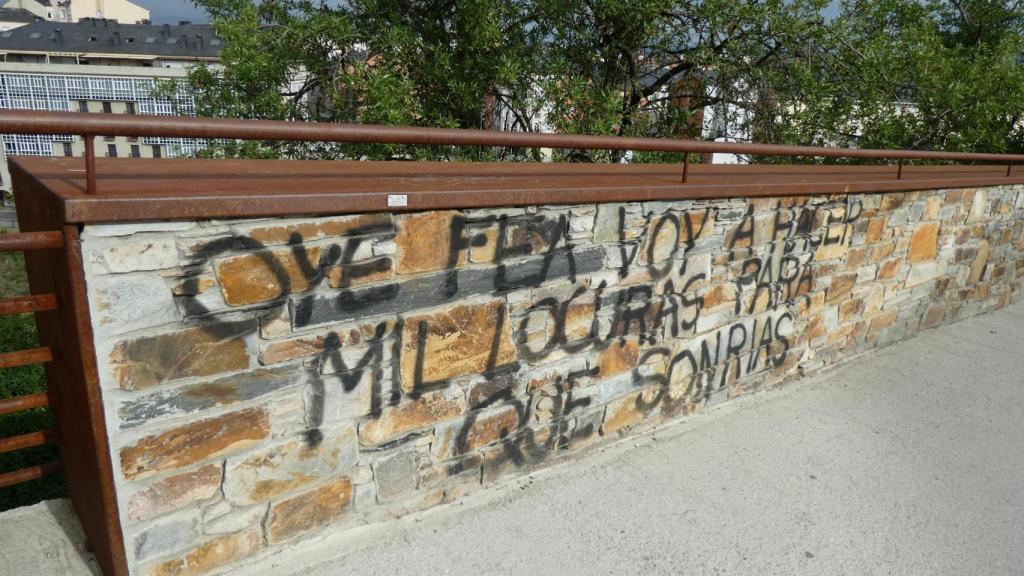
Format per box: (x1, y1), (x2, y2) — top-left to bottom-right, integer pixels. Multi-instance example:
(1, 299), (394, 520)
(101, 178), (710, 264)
(0, 8), (38, 23)
(0, 18), (221, 59)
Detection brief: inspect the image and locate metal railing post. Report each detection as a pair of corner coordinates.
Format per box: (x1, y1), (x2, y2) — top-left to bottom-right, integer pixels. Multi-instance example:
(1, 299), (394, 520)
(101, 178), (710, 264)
(83, 134), (96, 195)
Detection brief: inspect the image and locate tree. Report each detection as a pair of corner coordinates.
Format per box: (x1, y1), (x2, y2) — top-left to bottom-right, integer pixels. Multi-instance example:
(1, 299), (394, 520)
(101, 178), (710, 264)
(181, 0), (1024, 161)
(768, 0), (1024, 159)
(532, 0), (829, 162)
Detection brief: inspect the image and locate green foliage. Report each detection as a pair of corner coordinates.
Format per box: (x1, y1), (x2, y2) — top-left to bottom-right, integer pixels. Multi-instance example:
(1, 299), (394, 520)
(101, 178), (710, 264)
(184, 0), (1024, 161)
(0, 249), (64, 511)
(771, 0), (1024, 159)
(0, 311), (63, 511)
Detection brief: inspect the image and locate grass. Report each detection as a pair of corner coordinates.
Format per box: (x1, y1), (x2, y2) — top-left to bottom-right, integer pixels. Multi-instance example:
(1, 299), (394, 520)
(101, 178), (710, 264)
(0, 246), (67, 511)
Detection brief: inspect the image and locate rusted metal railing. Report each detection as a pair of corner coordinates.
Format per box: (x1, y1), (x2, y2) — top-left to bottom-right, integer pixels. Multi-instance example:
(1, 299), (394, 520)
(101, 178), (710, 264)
(2, 110), (1024, 195)
(0, 230), (63, 489)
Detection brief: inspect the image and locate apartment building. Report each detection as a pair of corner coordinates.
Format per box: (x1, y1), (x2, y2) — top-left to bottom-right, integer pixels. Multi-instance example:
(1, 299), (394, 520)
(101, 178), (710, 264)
(1, 0), (150, 25)
(0, 18), (221, 196)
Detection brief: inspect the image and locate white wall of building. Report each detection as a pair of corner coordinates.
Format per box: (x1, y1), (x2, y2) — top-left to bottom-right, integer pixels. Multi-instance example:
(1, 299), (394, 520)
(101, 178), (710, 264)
(0, 62), (197, 195)
(1, 0), (150, 24)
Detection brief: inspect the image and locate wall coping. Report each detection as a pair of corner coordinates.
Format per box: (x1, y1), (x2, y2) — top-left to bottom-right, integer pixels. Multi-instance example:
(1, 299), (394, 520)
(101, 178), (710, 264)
(12, 156), (1024, 224)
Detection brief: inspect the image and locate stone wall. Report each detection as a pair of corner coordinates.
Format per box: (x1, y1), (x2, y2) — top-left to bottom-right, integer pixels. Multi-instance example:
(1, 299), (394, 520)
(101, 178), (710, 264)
(81, 186), (1023, 574)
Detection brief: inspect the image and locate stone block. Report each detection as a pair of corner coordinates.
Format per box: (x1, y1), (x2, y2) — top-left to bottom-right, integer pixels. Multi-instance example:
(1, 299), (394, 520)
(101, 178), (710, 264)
(304, 370), (380, 426)
(118, 365), (301, 429)
(126, 463), (223, 522)
(468, 215), (568, 264)
(866, 310), (898, 341)
(465, 369), (524, 408)
(906, 262), (941, 288)
(968, 239), (990, 284)
(395, 211), (467, 274)
(134, 510), (200, 561)
(120, 407), (270, 480)
(109, 320), (254, 390)
(966, 189), (988, 224)
(358, 388), (467, 446)
(259, 306), (292, 339)
(260, 318), (395, 365)
(266, 479), (353, 544)
(923, 196), (942, 220)
(85, 222), (196, 238)
(202, 503), (266, 536)
(908, 222), (939, 262)
(593, 203), (627, 243)
(921, 303), (947, 329)
(215, 245), (324, 306)
(458, 404), (521, 454)
(826, 273), (857, 304)
(399, 299), (517, 393)
(600, 387), (658, 435)
(90, 274), (180, 336)
(865, 216), (887, 243)
(91, 238), (179, 274)
(148, 526), (262, 576)
(325, 257), (393, 289)
(231, 214), (392, 247)
(595, 339), (640, 379)
(223, 426), (357, 506)
(878, 259), (903, 281)
(815, 224), (852, 260)
(373, 450), (419, 501)
(320, 340), (393, 376)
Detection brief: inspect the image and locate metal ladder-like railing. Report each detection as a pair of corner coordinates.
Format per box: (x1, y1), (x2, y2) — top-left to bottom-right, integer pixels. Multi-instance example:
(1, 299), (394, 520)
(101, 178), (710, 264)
(0, 230), (63, 489)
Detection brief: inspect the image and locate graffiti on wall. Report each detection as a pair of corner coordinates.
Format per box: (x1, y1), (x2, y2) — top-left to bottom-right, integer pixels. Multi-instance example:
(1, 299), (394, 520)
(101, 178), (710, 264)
(170, 195), (861, 480)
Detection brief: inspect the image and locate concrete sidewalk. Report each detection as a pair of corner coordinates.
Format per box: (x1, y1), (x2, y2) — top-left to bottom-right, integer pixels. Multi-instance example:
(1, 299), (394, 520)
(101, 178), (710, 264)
(4, 302), (1023, 575)
(278, 301), (1024, 576)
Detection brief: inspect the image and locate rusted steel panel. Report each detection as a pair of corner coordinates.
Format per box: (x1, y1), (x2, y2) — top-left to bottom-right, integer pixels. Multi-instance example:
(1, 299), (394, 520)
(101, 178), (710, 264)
(0, 461), (62, 489)
(0, 294), (58, 316)
(12, 169), (129, 576)
(0, 428), (56, 455)
(0, 392), (50, 415)
(0, 230), (63, 252)
(10, 157), (1024, 224)
(0, 346), (53, 369)
(2, 109), (1024, 163)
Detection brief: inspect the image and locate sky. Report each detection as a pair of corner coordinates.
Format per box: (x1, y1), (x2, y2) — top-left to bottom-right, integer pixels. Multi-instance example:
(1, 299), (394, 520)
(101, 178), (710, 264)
(133, 0), (209, 24)
(136, 1), (841, 26)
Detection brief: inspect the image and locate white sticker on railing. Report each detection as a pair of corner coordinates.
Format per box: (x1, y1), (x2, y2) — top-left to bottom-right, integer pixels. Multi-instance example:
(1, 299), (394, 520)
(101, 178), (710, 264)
(387, 194), (408, 207)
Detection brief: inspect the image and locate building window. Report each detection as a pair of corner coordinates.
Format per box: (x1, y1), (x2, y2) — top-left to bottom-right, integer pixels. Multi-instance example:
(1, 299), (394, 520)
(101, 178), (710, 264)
(62, 142), (73, 157)
(130, 145), (140, 158)
(78, 101), (88, 112)
(151, 145), (162, 158)
(102, 101), (112, 113)
(126, 102), (136, 114)
(107, 144), (118, 158)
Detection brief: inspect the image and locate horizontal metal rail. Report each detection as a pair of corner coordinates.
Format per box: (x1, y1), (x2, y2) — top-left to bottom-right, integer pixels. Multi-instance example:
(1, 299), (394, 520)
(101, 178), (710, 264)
(0, 461), (62, 489)
(0, 392), (49, 415)
(0, 231), (64, 252)
(0, 294), (58, 316)
(4, 110), (1024, 162)
(1, 110), (1024, 195)
(0, 428), (56, 455)
(0, 347), (54, 369)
